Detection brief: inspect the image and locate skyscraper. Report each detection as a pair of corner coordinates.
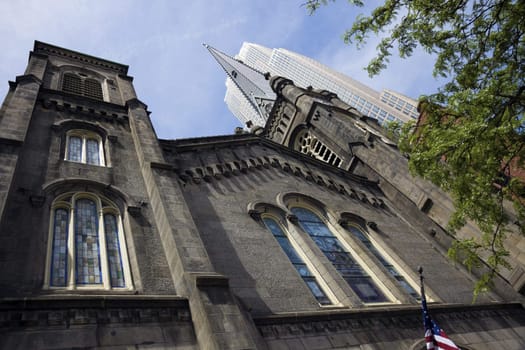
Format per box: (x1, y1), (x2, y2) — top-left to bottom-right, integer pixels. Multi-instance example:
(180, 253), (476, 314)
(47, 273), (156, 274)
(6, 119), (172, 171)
(211, 42), (420, 127)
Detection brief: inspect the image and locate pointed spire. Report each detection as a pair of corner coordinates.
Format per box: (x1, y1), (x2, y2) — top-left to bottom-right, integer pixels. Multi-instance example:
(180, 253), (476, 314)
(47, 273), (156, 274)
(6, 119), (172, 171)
(204, 44), (275, 126)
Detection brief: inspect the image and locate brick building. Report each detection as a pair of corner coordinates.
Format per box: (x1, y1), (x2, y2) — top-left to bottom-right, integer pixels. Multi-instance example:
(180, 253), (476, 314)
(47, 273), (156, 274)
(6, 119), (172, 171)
(0, 41), (524, 349)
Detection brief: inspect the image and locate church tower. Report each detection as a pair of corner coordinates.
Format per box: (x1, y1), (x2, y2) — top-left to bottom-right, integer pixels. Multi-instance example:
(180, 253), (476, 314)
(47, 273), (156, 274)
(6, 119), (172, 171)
(1, 41), (524, 350)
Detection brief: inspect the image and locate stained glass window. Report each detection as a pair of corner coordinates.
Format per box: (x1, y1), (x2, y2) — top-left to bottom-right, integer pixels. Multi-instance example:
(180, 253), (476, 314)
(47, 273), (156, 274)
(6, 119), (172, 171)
(104, 214), (125, 287)
(47, 193), (130, 290)
(291, 207), (387, 303)
(86, 139), (100, 165)
(263, 217), (331, 305)
(75, 198), (101, 285)
(67, 136), (82, 162)
(346, 225), (419, 300)
(50, 208), (69, 286)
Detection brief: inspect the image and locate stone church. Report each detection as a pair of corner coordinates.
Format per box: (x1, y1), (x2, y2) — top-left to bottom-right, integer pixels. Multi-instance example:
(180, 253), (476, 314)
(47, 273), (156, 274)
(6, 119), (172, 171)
(0, 41), (524, 349)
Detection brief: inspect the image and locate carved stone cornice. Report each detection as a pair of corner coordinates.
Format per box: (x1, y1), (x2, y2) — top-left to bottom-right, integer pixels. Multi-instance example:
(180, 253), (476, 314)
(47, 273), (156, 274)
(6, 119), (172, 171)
(33, 41), (129, 75)
(40, 97), (129, 126)
(0, 296), (191, 328)
(15, 74), (42, 86)
(125, 98), (148, 111)
(254, 302), (525, 340)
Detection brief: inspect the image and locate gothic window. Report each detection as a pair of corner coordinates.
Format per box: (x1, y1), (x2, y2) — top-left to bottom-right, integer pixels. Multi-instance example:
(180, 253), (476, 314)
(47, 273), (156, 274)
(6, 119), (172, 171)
(65, 130), (105, 166)
(291, 207), (387, 303)
(45, 192), (132, 290)
(344, 223), (420, 300)
(294, 129), (342, 167)
(262, 216), (332, 305)
(62, 73), (103, 100)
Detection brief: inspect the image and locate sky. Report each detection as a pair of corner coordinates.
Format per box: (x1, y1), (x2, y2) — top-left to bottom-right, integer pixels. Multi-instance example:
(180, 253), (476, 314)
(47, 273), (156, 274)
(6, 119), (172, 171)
(0, 0), (444, 140)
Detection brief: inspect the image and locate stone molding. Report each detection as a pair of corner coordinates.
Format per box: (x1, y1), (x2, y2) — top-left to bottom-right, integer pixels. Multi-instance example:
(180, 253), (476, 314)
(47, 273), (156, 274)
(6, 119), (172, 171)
(171, 150), (386, 210)
(125, 98), (148, 111)
(0, 296), (191, 328)
(14, 74), (42, 86)
(161, 137), (377, 186)
(254, 302), (524, 339)
(34, 41), (129, 75)
(40, 97), (128, 125)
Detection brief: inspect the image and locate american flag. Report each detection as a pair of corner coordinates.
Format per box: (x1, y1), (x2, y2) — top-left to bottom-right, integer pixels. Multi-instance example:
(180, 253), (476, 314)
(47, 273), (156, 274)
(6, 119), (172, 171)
(420, 267), (460, 350)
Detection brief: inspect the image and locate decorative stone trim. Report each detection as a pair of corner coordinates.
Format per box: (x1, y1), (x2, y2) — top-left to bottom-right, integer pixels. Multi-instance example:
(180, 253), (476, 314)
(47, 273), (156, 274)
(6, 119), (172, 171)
(41, 98), (128, 125)
(15, 74), (42, 86)
(286, 214), (298, 224)
(0, 297), (191, 328)
(173, 154), (387, 210)
(34, 41), (128, 74)
(254, 303), (524, 340)
(248, 209), (262, 220)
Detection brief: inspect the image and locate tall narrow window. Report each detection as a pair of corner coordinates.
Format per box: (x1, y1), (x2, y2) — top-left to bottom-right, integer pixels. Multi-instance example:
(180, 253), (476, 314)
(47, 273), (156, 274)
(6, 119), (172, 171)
(345, 224), (419, 300)
(104, 213), (125, 288)
(45, 193), (132, 290)
(65, 130), (105, 166)
(50, 208), (69, 287)
(75, 198), (101, 285)
(263, 217), (331, 305)
(86, 138), (100, 165)
(291, 207), (387, 303)
(67, 136), (82, 163)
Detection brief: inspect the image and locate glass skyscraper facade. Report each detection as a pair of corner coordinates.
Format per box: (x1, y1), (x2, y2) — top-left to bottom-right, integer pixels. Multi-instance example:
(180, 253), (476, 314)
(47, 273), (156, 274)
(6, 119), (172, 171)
(224, 43), (419, 127)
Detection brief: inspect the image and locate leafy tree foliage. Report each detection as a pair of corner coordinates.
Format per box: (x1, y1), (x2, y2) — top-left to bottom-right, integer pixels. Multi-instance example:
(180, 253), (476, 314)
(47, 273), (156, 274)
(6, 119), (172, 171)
(307, 0), (525, 296)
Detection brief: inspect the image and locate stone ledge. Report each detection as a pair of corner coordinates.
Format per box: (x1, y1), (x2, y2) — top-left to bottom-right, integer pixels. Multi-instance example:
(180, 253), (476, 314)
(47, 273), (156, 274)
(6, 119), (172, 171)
(254, 302), (525, 340)
(194, 274), (229, 288)
(0, 296), (192, 328)
(0, 295), (189, 310)
(254, 302), (524, 325)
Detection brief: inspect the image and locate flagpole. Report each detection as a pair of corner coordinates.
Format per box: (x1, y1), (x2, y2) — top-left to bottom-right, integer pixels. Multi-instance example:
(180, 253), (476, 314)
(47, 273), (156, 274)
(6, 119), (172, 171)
(418, 266), (425, 298)
(418, 266), (460, 350)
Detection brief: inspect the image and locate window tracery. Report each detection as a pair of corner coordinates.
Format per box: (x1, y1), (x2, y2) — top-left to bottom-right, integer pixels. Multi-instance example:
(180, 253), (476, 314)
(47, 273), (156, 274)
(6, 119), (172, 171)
(290, 207), (387, 303)
(294, 129), (342, 167)
(45, 192), (132, 290)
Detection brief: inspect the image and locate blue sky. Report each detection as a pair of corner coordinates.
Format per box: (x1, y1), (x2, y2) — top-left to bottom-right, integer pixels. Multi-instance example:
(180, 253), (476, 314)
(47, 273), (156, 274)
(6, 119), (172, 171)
(0, 0), (443, 140)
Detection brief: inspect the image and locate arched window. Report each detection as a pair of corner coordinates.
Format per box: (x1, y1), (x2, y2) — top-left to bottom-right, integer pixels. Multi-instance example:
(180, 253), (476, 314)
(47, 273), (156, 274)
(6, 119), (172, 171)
(262, 216), (332, 305)
(344, 223), (420, 300)
(62, 73), (103, 100)
(294, 129), (342, 167)
(291, 207), (387, 303)
(45, 192), (132, 290)
(65, 130), (105, 166)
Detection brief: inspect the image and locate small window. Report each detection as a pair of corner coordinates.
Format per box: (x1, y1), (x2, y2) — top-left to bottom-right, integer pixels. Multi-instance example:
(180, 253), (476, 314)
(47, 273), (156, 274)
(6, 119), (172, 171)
(294, 129), (342, 168)
(45, 192), (132, 290)
(62, 73), (103, 100)
(65, 130), (105, 166)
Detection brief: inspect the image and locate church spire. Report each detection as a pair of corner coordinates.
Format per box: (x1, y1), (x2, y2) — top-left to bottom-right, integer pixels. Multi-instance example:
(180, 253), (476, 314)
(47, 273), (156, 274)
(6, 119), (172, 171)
(204, 44), (275, 127)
